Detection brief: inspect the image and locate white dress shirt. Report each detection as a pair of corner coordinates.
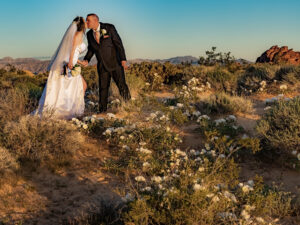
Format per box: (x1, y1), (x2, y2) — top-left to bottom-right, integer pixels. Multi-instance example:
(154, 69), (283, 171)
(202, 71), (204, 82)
(93, 23), (101, 43)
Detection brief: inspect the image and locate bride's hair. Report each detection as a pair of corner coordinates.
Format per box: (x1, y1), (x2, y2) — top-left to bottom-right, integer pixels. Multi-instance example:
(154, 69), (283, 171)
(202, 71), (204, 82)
(73, 16), (86, 32)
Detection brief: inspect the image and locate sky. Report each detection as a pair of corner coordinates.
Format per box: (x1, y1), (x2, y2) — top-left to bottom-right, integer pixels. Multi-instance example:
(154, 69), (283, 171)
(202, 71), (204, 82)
(1, 0), (300, 61)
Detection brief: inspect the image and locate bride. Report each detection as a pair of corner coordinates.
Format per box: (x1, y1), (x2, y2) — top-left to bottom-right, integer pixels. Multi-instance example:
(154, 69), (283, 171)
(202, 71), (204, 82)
(32, 17), (88, 120)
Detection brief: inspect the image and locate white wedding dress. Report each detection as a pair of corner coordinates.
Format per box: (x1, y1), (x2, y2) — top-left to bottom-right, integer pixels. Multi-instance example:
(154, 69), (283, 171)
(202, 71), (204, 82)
(32, 42), (87, 120)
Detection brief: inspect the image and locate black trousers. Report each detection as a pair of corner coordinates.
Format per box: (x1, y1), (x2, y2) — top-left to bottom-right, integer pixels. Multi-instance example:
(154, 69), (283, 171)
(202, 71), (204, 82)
(97, 64), (131, 111)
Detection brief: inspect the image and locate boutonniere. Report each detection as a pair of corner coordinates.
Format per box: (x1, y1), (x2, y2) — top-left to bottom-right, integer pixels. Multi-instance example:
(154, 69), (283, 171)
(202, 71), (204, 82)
(101, 29), (110, 39)
(101, 29), (107, 36)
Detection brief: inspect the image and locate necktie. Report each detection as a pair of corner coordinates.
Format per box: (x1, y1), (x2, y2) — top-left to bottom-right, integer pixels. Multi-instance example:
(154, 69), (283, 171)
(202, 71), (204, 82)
(94, 30), (100, 44)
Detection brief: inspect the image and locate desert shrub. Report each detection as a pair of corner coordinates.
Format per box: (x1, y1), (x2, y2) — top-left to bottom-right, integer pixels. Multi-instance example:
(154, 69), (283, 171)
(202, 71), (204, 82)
(110, 72), (145, 99)
(275, 66), (300, 84)
(0, 89), (30, 129)
(81, 66), (98, 91)
(256, 97), (300, 162)
(70, 112), (291, 224)
(242, 176), (293, 218)
(198, 46), (235, 66)
(0, 69), (46, 90)
(238, 64), (278, 94)
(121, 127), (285, 225)
(0, 69), (46, 106)
(128, 62), (204, 89)
(206, 68), (239, 93)
(0, 147), (19, 175)
(197, 92), (253, 115)
(2, 115), (85, 167)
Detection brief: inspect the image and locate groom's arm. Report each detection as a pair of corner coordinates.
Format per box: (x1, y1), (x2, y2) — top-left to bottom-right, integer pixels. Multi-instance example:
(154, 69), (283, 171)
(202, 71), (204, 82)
(109, 24), (126, 61)
(84, 45), (94, 63)
(83, 35), (94, 63)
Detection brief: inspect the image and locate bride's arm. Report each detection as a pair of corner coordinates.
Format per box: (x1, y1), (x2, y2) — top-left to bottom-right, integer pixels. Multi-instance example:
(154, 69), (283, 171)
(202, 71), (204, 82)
(68, 32), (81, 69)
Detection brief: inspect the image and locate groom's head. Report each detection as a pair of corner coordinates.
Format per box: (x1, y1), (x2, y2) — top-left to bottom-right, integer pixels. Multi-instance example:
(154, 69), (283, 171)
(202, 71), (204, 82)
(86, 13), (99, 30)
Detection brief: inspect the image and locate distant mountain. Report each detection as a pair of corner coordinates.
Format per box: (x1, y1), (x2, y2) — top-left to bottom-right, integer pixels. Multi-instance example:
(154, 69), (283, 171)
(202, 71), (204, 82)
(0, 57), (50, 74)
(129, 56), (253, 65)
(235, 58), (253, 64)
(0, 55), (200, 74)
(128, 56), (199, 65)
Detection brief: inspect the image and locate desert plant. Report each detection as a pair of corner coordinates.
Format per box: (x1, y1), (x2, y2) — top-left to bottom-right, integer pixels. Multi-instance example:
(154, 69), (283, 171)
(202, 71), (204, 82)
(2, 115), (85, 168)
(275, 65), (300, 84)
(256, 97), (300, 162)
(206, 68), (239, 93)
(0, 147), (19, 175)
(238, 64), (278, 94)
(197, 92), (253, 115)
(0, 89), (30, 129)
(198, 47), (235, 66)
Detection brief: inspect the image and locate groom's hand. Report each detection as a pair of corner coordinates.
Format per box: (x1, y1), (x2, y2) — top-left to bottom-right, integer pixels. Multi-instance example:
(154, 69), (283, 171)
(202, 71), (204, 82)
(121, 60), (128, 70)
(82, 60), (89, 67)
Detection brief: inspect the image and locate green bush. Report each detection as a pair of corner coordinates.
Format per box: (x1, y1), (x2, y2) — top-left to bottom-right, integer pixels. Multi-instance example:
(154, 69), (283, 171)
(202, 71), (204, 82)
(238, 64), (278, 94)
(81, 66), (99, 91)
(256, 97), (300, 160)
(206, 68), (239, 93)
(275, 66), (300, 84)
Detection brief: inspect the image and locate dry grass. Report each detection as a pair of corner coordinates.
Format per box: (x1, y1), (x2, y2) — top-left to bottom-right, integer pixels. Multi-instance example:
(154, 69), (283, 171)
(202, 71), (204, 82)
(0, 147), (19, 175)
(0, 89), (30, 128)
(197, 92), (253, 115)
(2, 115), (85, 168)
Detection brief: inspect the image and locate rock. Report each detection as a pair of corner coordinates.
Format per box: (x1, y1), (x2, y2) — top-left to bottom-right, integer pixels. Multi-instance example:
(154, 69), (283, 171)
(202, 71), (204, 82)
(256, 45), (300, 65)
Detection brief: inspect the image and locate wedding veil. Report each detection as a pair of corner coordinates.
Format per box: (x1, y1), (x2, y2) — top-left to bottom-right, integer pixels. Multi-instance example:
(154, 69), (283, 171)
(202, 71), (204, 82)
(47, 21), (77, 73)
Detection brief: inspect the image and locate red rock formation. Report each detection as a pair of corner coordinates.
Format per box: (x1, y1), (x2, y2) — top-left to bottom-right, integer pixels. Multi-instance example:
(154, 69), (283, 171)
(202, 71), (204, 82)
(256, 45), (300, 65)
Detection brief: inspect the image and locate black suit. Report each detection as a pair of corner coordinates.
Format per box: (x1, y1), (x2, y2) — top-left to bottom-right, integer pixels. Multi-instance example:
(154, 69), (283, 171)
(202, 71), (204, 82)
(84, 22), (131, 111)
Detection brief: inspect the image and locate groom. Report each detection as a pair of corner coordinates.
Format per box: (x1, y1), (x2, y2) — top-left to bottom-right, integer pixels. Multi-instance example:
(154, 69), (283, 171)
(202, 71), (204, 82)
(82, 13), (131, 112)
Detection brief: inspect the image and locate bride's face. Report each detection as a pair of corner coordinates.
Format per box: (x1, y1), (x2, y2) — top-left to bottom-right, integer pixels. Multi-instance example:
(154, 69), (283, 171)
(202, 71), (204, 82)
(83, 18), (87, 29)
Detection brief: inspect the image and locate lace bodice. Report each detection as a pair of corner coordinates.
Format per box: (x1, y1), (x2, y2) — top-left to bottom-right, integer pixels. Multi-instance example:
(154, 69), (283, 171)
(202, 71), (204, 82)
(72, 42), (87, 65)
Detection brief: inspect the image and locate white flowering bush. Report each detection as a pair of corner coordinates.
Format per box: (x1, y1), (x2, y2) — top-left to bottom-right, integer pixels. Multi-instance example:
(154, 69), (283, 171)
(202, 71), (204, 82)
(174, 77), (208, 103)
(71, 106), (292, 224)
(122, 126), (290, 224)
(108, 98), (122, 109)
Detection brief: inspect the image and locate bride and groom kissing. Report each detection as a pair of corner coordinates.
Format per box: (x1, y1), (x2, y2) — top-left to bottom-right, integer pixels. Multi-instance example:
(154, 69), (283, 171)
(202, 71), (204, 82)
(32, 13), (131, 119)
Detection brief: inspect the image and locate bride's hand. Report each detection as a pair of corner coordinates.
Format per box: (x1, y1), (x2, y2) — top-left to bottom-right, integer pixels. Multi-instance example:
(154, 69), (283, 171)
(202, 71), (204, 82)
(68, 62), (73, 69)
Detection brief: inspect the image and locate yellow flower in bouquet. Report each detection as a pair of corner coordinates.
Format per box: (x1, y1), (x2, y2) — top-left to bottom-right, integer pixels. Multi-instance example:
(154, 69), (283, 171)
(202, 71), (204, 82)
(71, 64), (81, 76)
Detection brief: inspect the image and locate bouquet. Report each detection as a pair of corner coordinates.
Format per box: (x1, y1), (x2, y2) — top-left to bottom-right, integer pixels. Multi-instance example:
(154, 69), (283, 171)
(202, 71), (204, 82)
(63, 63), (81, 77)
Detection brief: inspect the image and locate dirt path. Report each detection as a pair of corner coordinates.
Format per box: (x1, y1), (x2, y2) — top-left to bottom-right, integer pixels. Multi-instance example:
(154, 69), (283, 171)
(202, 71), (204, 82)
(236, 99), (265, 135)
(172, 92), (300, 196)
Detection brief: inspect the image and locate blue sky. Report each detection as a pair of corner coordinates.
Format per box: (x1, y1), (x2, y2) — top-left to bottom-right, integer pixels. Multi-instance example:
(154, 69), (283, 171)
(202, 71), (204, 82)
(1, 0), (300, 61)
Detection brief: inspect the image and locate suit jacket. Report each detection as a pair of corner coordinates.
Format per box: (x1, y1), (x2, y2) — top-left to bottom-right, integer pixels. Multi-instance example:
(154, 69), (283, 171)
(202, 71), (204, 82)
(84, 22), (126, 72)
